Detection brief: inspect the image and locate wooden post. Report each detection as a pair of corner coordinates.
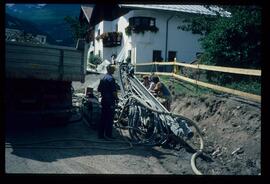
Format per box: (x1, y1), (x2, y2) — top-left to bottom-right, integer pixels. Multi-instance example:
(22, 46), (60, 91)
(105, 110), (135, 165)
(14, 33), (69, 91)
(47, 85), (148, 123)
(173, 58), (176, 74)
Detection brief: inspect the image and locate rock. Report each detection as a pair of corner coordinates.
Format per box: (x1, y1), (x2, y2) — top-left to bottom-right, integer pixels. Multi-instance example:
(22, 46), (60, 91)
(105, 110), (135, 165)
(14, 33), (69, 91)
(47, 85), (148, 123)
(212, 147), (221, 157)
(231, 147), (244, 155)
(256, 160), (260, 168)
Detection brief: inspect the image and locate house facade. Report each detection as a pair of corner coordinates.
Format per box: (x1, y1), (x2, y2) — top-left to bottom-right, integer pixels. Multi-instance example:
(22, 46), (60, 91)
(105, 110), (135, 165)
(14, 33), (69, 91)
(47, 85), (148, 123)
(80, 4), (230, 70)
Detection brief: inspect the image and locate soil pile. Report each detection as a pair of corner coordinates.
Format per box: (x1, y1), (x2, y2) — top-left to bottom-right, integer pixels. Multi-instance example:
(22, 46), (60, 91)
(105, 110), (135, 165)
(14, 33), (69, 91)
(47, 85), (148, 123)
(171, 94), (261, 175)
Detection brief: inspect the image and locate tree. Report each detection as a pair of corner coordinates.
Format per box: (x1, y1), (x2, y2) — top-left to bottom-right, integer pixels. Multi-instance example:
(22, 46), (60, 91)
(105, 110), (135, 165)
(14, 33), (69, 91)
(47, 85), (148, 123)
(179, 6), (262, 84)
(64, 16), (88, 42)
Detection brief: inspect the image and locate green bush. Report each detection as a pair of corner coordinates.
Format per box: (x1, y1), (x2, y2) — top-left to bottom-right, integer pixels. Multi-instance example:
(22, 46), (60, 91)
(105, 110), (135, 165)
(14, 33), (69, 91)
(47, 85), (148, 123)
(89, 55), (102, 65)
(125, 25), (159, 36)
(179, 6), (261, 88)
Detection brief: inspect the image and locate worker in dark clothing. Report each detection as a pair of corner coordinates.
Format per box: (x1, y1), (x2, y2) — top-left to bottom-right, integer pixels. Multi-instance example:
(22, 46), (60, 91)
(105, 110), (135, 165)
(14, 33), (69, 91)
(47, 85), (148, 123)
(97, 64), (118, 139)
(150, 76), (172, 111)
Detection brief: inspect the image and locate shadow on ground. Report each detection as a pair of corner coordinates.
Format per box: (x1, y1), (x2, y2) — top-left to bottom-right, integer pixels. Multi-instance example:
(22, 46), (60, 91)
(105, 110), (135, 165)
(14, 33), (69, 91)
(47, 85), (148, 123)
(5, 114), (176, 163)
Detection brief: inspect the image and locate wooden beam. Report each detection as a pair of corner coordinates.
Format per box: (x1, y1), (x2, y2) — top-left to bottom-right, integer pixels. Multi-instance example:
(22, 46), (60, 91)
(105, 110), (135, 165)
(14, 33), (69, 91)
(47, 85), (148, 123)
(174, 63), (261, 76)
(134, 72), (261, 103)
(172, 74), (261, 103)
(135, 62), (261, 76)
(135, 62), (174, 66)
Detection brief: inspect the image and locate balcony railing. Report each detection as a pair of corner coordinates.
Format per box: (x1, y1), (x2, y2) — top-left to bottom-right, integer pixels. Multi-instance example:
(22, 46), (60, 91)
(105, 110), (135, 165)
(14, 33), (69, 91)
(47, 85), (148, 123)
(96, 32), (122, 47)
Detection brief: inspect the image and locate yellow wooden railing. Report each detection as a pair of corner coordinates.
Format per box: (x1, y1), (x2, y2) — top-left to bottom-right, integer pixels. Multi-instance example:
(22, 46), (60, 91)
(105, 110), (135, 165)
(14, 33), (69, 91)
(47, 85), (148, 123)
(134, 61), (261, 103)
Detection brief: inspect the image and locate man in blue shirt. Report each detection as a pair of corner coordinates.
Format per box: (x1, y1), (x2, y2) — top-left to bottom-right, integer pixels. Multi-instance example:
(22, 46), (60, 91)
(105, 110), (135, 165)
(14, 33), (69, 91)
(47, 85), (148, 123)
(97, 64), (118, 139)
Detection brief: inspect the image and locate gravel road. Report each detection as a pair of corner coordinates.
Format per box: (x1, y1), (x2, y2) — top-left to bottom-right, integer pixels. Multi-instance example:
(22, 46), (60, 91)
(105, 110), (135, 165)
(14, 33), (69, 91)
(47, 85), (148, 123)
(5, 119), (178, 174)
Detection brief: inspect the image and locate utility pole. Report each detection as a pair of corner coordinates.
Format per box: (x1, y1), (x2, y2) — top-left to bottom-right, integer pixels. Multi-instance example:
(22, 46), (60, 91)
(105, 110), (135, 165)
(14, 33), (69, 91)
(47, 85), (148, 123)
(165, 15), (175, 62)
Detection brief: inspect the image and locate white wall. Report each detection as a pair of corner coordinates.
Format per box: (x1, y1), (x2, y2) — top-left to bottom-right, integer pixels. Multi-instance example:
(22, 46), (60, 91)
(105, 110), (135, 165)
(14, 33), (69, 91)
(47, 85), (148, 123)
(129, 10), (203, 63)
(168, 16), (203, 62)
(89, 9), (204, 64)
(94, 21), (103, 58)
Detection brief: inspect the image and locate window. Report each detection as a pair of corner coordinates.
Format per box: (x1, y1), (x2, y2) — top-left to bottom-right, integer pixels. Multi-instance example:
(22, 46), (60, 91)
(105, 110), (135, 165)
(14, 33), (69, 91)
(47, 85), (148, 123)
(150, 19), (155, 26)
(168, 51), (177, 61)
(98, 50), (101, 57)
(115, 24), (118, 32)
(153, 50), (162, 62)
(97, 29), (100, 36)
(128, 50), (131, 58)
(134, 18), (140, 26)
(142, 18), (149, 27)
(129, 17), (156, 28)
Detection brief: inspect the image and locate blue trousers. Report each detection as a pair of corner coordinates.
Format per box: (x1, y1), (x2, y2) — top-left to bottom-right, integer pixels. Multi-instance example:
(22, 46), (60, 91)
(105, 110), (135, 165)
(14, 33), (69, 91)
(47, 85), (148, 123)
(98, 104), (114, 138)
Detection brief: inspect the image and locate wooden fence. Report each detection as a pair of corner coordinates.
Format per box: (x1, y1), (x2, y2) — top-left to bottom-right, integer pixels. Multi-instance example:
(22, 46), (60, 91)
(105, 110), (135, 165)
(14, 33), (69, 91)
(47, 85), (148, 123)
(134, 61), (261, 103)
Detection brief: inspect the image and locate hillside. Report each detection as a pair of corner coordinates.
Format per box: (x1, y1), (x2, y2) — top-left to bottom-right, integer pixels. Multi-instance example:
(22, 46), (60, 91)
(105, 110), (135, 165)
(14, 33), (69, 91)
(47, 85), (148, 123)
(5, 4), (83, 46)
(5, 13), (56, 45)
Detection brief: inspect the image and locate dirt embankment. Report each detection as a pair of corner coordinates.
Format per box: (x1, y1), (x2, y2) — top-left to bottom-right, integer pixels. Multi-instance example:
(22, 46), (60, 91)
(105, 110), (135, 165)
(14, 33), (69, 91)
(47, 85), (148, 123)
(171, 94), (261, 175)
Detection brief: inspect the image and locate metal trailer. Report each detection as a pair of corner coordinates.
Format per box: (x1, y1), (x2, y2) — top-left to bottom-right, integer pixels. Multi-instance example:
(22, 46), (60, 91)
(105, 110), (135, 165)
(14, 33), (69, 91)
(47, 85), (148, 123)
(5, 39), (87, 125)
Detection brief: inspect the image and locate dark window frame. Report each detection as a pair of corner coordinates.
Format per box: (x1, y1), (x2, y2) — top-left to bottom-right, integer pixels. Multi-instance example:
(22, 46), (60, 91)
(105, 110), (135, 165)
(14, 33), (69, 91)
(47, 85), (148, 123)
(153, 50), (162, 62)
(129, 17), (156, 28)
(168, 51), (177, 61)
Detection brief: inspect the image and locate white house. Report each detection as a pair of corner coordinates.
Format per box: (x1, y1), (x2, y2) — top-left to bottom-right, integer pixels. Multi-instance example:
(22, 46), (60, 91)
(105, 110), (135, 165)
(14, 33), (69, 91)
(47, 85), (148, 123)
(80, 4), (230, 71)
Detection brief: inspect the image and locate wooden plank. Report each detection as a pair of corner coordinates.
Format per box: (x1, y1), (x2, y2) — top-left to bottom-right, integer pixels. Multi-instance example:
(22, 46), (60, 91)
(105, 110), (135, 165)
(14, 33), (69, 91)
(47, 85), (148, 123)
(63, 50), (82, 58)
(135, 62), (175, 66)
(172, 73), (261, 103)
(174, 63), (261, 76)
(6, 62), (59, 71)
(7, 58), (82, 67)
(6, 42), (85, 82)
(135, 62), (261, 76)
(6, 44), (61, 56)
(6, 53), (60, 63)
(63, 66), (82, 72)
(135, 72), (152, 76)
(62, 57), (83, 66)
(6, 67), (82, 81)
(135, 71), (261, 103)
(198, 64), (261, 76)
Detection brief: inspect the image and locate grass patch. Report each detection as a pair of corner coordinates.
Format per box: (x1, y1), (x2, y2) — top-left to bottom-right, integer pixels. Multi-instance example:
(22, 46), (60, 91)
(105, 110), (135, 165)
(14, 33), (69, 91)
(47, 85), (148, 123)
(223, 80), (261, 95)
(159, 76), (217, 97)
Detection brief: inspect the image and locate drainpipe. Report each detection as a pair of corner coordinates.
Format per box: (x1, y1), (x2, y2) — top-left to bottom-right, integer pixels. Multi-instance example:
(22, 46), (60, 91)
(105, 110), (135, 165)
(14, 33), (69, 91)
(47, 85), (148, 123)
(165, 15), (174, 62)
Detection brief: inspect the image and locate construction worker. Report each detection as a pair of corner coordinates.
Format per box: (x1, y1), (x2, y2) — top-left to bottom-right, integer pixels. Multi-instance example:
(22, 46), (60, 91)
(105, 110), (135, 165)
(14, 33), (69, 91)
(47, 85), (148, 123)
(111, 54), (116, 65)
(97, 64), (118, 139)
(142, 75), (150, 89)
(148, 74), (157, 91)
(151, 76), (172, 111)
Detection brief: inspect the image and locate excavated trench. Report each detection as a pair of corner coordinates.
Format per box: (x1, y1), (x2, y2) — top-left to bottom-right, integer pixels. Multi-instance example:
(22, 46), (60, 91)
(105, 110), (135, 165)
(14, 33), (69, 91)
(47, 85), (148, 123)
(170, 94), (261, 175)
